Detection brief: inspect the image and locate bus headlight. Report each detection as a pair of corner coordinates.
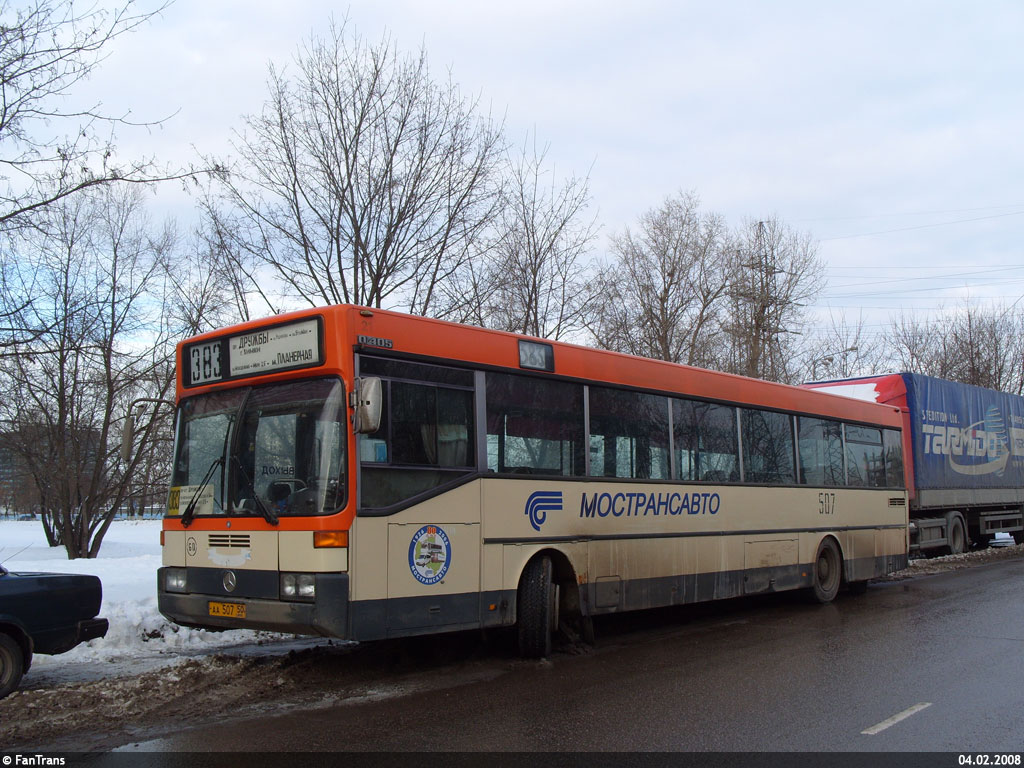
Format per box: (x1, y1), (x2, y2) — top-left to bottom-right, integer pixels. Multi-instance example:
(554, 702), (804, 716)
(281, 573), (316, 601)
(164, 568), (187, 593)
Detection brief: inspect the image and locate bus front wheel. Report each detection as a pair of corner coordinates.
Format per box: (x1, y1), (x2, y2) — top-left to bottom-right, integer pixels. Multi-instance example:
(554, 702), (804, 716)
(810, 539), (842, 604)
(517, 555), (556, 658)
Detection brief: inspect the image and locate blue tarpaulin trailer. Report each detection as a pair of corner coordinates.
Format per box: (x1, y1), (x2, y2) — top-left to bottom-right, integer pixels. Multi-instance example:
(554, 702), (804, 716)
(807, 373), (1024, 553)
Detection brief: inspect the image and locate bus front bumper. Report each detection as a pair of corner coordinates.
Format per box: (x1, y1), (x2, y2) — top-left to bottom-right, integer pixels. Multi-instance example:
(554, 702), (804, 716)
(157, 568), (350, 638)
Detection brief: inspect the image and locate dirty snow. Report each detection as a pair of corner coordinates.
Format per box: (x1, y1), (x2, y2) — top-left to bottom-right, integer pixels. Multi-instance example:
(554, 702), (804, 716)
(0, 519), (307, 685)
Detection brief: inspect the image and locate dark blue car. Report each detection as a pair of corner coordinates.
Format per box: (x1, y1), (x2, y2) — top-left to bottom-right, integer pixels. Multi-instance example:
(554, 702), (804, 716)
(0, 563), (108, 698)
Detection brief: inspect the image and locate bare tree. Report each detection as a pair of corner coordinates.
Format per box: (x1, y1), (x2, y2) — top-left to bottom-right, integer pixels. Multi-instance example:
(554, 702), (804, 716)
(206, 19), (505, 317)
(884, 311), (950, 379)
(588, 191), (730, 366)
(194, 198), (280, 323)
(473, 134), (597, 339)
(0, 0), (199, 231)
(801, 312), (885, 382)
(885, 302), (1024, 393)
(163, 215), (246, 334)
(944, 303), (1024, 393)
(0, 185), (182, 557)
(723, 217), (823, 382)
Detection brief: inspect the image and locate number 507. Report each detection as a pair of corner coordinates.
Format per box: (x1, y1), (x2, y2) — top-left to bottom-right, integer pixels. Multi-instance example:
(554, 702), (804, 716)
(819, 492), (836, 515)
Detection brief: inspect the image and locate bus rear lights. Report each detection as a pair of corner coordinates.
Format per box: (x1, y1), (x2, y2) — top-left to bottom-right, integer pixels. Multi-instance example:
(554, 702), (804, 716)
(164, 568), (187, 593)
(281, 573), (316, 601)
(313, 531), (348, 548)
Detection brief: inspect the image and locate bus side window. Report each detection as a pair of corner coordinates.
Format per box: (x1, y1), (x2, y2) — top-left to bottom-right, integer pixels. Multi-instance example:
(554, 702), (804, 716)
(486, 373), (584, 476)
(883, 428), (904, 487)
(797, 417), (843, 486)
(674, 399), (739, 483)
(740, 408), (795, 485)
(845, 425), (885, 487)
(588, 387), (670, 480)
(356, 362), (476, 510)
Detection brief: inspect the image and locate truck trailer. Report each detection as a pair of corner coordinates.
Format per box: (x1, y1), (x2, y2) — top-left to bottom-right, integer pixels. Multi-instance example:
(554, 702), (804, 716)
(806, 373), (1024, 554)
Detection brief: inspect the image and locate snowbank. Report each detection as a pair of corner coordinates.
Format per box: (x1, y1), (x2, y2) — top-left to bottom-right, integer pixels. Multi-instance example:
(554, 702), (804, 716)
(0, 520), (287, 673)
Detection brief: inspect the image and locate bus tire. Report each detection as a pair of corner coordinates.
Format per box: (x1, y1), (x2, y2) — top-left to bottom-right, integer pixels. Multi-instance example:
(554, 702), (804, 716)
(517, 555), (554, 658)
(0, 632), (24, 700)
(810, 538), (841, 604)
(947, 517), (966, 555)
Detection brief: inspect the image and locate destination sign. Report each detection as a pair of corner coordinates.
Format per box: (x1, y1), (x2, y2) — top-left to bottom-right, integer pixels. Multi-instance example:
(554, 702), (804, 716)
(229, 318), (322, 378)
(182, 317), (324, 387)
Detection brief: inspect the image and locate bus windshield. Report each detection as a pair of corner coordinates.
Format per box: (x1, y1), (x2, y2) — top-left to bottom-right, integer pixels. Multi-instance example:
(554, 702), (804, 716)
(170, 377), (346, 518)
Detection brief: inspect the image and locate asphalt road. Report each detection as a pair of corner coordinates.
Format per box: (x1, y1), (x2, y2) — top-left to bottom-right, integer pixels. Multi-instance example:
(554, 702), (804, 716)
(120, 558), (1024, 752)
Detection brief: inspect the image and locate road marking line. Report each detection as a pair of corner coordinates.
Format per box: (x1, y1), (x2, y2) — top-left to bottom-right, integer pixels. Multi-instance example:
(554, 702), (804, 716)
(861, 702), (932, 735)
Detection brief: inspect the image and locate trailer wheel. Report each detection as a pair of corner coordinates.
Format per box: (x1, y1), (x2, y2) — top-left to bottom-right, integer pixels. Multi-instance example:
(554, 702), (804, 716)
(0, 632), (24, 700)
(947, 517), (966, 555)
(517, 555), (555, 658)
(810, 539), (842, 604)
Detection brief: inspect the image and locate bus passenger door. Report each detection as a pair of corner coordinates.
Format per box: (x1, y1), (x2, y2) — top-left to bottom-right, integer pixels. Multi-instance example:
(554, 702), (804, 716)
(385, 521), (481, 634)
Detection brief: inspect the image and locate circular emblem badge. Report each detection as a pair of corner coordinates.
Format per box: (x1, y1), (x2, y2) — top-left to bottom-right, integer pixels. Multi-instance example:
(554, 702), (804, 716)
(186, 537), (197, 557)
(408, 525), (451, 585)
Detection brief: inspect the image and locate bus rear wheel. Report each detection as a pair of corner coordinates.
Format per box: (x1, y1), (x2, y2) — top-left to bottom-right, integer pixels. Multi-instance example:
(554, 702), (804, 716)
(810, 539), (841, 604)
(517, 555), (556, 658)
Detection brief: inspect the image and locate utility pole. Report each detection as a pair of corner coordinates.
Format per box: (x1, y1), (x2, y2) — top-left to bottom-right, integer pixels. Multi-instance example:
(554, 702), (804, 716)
(727, 220), (792, 381)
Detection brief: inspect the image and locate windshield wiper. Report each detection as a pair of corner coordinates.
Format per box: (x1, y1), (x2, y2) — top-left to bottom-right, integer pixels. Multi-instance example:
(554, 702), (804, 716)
(181, 456), (224, 528)
(230, 455), (279, 526)
(250, 487), (278, 526)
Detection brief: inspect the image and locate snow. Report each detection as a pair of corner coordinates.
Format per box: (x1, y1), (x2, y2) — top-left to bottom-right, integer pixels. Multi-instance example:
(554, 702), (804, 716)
(0, 520), (302, 683)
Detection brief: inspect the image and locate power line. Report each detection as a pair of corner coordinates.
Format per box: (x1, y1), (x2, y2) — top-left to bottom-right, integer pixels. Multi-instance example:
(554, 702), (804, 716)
(825, 279), (1024, 299)
(824, 263), (1024, 271)
(796, 203), (1024, 224)
(820, 209), (1024, 241)
(827, 265), (1024, 290)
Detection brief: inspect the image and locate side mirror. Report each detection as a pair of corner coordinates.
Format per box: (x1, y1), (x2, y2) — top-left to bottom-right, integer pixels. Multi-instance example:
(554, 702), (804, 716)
(353, 377), (382, 434)
(120, 410), (136, 464)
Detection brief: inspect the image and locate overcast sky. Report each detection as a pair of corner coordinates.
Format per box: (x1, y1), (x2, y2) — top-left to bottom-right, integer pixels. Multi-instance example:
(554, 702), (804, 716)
(76, 0), (1024, 339)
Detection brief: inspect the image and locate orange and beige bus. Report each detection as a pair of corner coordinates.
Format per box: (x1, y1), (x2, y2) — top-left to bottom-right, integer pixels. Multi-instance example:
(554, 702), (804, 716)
(158, 305), (908, 656)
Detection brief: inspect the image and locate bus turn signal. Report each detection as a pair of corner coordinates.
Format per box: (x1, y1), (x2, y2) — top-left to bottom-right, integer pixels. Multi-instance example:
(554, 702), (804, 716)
(313, 531), (348, 548)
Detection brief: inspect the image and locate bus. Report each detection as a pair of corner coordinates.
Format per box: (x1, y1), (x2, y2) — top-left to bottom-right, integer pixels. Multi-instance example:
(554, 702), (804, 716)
(158, 305), (908, 657)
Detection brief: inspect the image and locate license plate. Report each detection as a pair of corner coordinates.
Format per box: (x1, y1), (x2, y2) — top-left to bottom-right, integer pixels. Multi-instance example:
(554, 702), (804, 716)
(208, 601), (247, 619)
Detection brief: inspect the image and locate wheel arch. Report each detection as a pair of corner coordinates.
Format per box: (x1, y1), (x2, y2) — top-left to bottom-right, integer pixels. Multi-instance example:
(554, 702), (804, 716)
(513, 546), (582, 621)
(816, 532), (844, 561)
(813, 532), (850, 586)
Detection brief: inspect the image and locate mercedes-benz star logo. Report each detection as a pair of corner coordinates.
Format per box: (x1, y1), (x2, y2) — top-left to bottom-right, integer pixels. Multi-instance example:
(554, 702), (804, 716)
(222, 571), (237, 592)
